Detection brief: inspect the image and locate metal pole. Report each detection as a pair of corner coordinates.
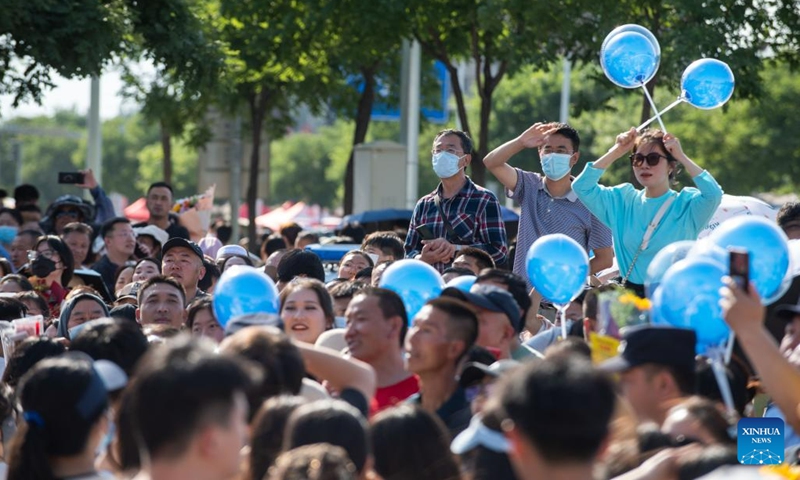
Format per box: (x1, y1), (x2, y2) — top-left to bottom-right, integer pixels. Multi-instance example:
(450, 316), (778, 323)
(87, 76), (102, 185)
(400, 40), (421, 209)
(559, 58), (571, 124)
(230, 114), (242, 243)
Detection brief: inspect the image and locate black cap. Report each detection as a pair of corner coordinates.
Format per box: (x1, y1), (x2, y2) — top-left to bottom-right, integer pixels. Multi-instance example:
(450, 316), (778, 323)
(599, 325), (697, 373)
(442, 284), (522, 332)
(459, 359), (520, 388)
(775, 296), (800, 321)
(162, 238), (204, 261)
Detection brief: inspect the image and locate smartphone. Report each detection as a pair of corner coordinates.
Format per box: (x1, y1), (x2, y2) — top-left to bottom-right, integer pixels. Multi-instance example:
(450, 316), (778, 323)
(728, 247), (749, 292)
(415, 224), (436, 241)
(58, 172), (85, 184)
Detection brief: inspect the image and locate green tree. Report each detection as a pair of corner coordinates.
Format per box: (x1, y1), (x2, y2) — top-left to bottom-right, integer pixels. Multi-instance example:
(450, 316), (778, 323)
(136, 140), (199, 197)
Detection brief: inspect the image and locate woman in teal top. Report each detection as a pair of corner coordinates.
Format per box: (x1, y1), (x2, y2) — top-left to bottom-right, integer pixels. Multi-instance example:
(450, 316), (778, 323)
(572, 127), (723, 295)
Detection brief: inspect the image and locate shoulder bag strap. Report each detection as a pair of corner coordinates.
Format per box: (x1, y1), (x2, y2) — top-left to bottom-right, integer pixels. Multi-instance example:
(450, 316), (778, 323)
(622, 195), (676, 285)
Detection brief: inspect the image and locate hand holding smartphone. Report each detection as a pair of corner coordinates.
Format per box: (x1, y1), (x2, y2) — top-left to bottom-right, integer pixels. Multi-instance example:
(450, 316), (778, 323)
(415, 224), (436, 241)
(728, 247), (749, 292)
(58, 172), (85, 184)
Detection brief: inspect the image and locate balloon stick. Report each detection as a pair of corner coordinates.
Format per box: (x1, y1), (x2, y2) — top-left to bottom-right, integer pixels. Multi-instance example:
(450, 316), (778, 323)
(724, 331), (735, 365)
(557, 303), (568, 340)
(640, 84), (667, 133)
(636, 98), (683, 132)
(710, 348), (736, 416)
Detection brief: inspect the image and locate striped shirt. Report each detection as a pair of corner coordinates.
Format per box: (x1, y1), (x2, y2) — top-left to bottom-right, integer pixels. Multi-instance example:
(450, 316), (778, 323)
(405, 177), (508, 272)
(507, 168), (612, 288)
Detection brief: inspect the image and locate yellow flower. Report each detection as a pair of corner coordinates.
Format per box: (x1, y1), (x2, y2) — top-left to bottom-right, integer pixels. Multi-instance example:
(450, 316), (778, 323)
(761, 464), (800, 479)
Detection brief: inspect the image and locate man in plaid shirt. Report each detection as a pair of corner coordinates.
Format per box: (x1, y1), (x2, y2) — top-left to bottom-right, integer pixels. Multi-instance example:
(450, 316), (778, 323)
(405, 129), (508, 273)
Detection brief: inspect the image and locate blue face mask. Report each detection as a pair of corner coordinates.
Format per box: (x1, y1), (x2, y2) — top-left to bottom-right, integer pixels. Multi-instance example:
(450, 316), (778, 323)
(0, 226), (18, 245)
(432, 151), (463, 179)
(96, 414), (115, 457)
(541, 153), (573, 181)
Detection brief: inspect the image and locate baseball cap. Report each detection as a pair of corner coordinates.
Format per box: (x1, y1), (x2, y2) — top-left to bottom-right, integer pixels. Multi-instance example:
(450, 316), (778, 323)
(459, 359), (520, 388)
(599, 325), (697, 373)
(162, 238), (204, 261)
(442, 284), (522, 332)
(216, 244), (249, 262)
(133, 225), (169, 248)
(775, 296), (800, 320)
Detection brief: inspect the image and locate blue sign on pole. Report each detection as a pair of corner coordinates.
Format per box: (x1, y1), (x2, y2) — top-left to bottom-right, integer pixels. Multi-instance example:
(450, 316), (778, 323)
(362, 61), (450, 124)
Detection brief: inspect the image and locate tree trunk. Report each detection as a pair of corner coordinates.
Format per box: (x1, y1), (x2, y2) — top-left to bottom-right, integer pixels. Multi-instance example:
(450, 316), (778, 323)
(247, 90), (268, 254)
(474, 92), (493, 185)
(446, 63), (472, 143)
(160, 119), (172, 184)
(344, 70), (376, 215)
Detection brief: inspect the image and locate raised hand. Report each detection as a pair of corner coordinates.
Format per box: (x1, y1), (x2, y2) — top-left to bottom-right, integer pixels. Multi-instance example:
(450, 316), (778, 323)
(517, 122), (560, 149)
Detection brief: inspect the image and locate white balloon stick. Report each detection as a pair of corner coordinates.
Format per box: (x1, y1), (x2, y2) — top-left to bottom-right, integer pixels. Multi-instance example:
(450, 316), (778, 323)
(724, 331), (735, 365)
(640, 85), (668, 133)
(637, 98), (683, 132)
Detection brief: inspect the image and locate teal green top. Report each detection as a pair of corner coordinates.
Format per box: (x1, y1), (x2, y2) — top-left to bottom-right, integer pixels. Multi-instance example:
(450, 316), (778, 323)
(572, 162), (723, 284)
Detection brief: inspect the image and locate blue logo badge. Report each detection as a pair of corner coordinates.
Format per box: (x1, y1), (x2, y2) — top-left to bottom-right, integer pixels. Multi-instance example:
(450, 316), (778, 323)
(737, 417), (784, 465)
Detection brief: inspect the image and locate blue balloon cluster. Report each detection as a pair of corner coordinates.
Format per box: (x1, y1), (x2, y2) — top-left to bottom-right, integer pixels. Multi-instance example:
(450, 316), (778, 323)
(379, 259), (444, 325)
(213, 266), (280, 328)
(645, 240), (695, 298)
(445, 275), (476, 292)
(681, 59), (735, 110)
(526, 234), (589, 305)
(600, 31), (660, 88)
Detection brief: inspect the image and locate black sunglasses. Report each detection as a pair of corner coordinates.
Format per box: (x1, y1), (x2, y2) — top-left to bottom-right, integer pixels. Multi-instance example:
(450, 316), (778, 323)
(629, 152), (668, 167)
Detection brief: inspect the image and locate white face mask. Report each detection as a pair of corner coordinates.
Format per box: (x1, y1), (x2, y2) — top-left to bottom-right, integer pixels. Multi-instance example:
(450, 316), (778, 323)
(432, 151), (464, 179)
(540, 153), (573, 181)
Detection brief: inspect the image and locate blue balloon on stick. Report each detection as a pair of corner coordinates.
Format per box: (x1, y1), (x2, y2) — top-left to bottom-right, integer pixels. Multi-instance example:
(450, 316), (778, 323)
(445, 275), (476, 292)
(681, 59), (735, 109)
(526, 234), (589, 305)
(708, 216), (790, 304)
(601, 24), (661, 71)
(653, 258), (729, 351)
(600, 31), (660, 88)
(645, 240), (696, 299)
(379, 259), (444, 325)
(213, 265), (280, 328)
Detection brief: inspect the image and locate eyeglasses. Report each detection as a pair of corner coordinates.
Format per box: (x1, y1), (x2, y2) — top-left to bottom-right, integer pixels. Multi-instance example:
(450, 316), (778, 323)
(629, 152), (668, 167)
(28, 249), (56, 261)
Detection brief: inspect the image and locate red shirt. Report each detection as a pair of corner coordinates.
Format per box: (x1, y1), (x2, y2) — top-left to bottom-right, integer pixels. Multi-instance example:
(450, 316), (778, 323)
(369, 375), (420, 417)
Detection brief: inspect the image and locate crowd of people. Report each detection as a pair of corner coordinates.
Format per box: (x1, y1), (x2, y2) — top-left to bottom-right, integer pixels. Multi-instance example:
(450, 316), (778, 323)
(0, 123), (796, 479)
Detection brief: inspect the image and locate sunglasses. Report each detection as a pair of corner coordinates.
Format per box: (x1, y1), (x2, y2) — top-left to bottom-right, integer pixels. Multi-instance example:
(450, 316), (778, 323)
(629, 152), (668, 167)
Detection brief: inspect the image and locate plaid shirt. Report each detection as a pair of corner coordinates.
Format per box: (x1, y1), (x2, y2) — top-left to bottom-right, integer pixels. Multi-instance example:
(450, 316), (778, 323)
(405, 177), (508, 272)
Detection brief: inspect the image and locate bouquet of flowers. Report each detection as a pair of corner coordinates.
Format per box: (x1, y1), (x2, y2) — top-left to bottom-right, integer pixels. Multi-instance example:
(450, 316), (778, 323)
(597, 288), (652, 338)
(173, 185), (215, 242)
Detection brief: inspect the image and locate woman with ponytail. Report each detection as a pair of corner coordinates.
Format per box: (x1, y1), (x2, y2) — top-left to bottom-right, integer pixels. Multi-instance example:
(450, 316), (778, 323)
(6, 353), (113, 480)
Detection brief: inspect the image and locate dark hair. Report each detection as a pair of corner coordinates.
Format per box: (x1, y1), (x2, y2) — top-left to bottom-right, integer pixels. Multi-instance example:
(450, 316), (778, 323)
(137, 275), (186, 307)
(0, 275), (34, 292)
(262, 234), (287, 259)
(280, 223), (303, 247)
(667, 396), (735, 446)
(247, 395), (307, 480)
(146, 181), (174, 197)
(17, 229), (41, 244)
(284, 399), (370, 474)
(13, 184), (39, 203)
(676, 445), (738, 480)
(112, 261), (136, 290)
(475, 269), (531, 331)
(280, 278), (335, 329)
(0, 208), (22, 226)
(442, 266), (477, 278)
(355, 287), (408, 347)
(338, 224), (365, 245)
(277, 250), (325, 283)
(642, 363), (695, 397)
(117, 336), (257, 468)
(361, 231), (404, 260)
(186, 297), (216, 330)
(296, 231), (320, 245)
(425, 297), (478, 362)
(371, 405), (461, 480)
(15, 291), (49, 320)
(0, 258), (13, 277)
(134, 257), (161, 275)
(222, 254), (253, 270)
(457, 247), (495, 271)
(61, 222), (94, 237)
(0, 297), (26, 321)
(70, 318), (149, 378)
(35, 235), (74, 286)
(435, 129), (473, 155)
(634, 129), (681, 182)
(100, 217), (131, 240)
(270, 443), (357, 480)
(777, 202), (800, 230)
(498, 357), (615, 464)
(0, 337), (67, 388)
(7, 355), (109, 480)
(342, 250), (374, 268)
(544, 122), (580, 152)
(198, 257), (220, 292)
(695, 355), (754, 417)
(328, 280), (367, 301)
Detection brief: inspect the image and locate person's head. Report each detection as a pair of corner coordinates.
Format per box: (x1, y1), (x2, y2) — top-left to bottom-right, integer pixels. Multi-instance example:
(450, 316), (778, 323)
(460, 359), (521, 415)
(15, 291), (49, 320)
(661, 396), (735, 447)
(46, 195), (94, 235)
(187, 297), (224, 344)
(544, 336), (592, 361)
(199, 257), (221, 293)
(247, 395), (307, 480)
(132, 257), (161, 283)
(537, 122), (581, 181)
(280, 223), (303, 249)
(0, 208), (22, 245)
(0, 257), (13, 277)
(117, 336), (257, 475)
(17, 204), (42, 226)
(371, 260), (393, 287)
(215, 244), (250, 269)
(453, 247), (495, 275)
(443, 285), (521, 357)
(276, 250), (325, 291)
(453, 405), (517, 480)
(0, 336), (66, 388)
(777, 202), (800, 240)
(338, 250), (373, 281)
(101, 217), (136, 259)
(0, 297), (26, 321)
(431, 129), (473, 179)
(222, 254), (253, 272)
(370, 405), (461, 480)
(279, 278), (335, 344)
(61, 222), (94, 266)
(33, 235), (74, 285)
(58, 293), (109, 339)
(497, 357), (615, 474)
(161, 238), (206, 297)
(69, 318), (150, 378)
(145, 182), (175, 220)
(631, 129), (680, 190)
(283, 399), (370, 476)
(474, 269), (532, 332)
(114, 262), (137, 295)
(7, 355), (110, 480)
(270, 443), (358, 480)
(261, 234), (287, 262)
(13, 184), (39, 207)
(329, 280), (366, 317)
(135, 275), (187, 328)
(406, 297), (479, 376)
(344, 287), (407, 363)
(219, 326), (305, 402)
(0, 274), (33, 294)
(361, 231), (404, 263)
(295, 231), (319, 250)
(442, 266), (475, 284)
(10, 229), (40, 270)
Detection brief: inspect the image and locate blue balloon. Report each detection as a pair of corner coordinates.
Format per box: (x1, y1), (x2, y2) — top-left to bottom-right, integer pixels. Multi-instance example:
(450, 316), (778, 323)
(687, 240), (729, 269)
(649, 287), (668, 325)
(600, 31), (660, 88)
(601, 24), (661, 72)
(645, 240), (696, 298)
(653, 258), (729, 350)
(708, 216), (790, 304)
(213, 265), (280, 328)
(526, 234), (589, 305)
(445, 275), (476, 292)
(681, 59), (735, 109)
(379, 259), (444, 324)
